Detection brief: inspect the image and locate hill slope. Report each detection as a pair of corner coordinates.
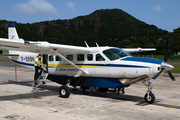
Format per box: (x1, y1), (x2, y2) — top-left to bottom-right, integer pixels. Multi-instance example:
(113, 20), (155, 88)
(0, 9), (171, 54)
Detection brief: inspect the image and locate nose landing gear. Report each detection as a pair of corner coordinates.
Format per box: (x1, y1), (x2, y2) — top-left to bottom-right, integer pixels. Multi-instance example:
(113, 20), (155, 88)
(143, 81), (155, 104)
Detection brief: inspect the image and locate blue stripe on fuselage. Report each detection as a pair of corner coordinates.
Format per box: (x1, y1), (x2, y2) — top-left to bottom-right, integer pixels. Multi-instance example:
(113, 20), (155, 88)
(11, 59), (150, 68)
(11, 59), (34, 66)
(121, 57), (163, 64)
(76, 64), (150, 68)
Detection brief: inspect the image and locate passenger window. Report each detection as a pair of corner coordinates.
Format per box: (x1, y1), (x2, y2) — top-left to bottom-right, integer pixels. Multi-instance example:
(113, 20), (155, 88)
(96, 54), (105, 61)
(48, 55), (54, 61)
(87, 54), (93, 61)
(66, 55), (73, 61)
(77, 54), (84, 61)
(56, 56), (61, 61)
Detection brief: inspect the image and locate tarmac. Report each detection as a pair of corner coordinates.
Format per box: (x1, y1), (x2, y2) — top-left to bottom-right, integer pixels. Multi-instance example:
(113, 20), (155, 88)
(0, 61), (180, 120)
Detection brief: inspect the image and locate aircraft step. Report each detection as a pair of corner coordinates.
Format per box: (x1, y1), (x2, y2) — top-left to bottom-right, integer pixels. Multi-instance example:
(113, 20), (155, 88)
(31, 72), (48, 90)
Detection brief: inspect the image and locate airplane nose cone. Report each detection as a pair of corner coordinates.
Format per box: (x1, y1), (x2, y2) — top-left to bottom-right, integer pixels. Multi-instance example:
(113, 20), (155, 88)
(161, 62), (174, 71)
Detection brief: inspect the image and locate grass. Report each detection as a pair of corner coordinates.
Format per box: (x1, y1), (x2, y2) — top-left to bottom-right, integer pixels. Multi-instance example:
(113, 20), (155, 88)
(0, 58), (10, 62)
(169, 64), (180, 73)
(153, 55), (180, 63)
(168, 60), (180, 63)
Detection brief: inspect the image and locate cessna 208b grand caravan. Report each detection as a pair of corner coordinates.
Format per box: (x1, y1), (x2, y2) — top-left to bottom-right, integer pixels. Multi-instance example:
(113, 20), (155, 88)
(0, 24), (175, 104)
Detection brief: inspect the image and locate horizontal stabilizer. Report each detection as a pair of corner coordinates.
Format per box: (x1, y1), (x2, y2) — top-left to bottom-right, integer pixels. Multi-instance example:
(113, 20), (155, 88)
(0, 54), (19, 56)
(123, 48), (156, 53)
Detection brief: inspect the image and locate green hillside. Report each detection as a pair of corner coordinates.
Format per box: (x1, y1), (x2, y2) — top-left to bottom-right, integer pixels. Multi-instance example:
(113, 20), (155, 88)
(0, 9), (179, 54)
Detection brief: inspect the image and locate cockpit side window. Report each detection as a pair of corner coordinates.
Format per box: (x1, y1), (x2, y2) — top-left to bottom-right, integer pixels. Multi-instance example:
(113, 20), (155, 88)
(103, 48), (132, 61)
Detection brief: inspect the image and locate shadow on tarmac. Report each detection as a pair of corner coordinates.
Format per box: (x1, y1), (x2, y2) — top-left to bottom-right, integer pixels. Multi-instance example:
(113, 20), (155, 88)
(0, 80), (144, 103)
(1, 80), (180, 109)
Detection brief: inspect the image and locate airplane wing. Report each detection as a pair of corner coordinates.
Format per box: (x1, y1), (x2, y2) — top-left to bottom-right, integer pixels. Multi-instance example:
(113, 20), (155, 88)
(122, 47), (156, 53)
(0, 38), (91, 55)
(0, 38), (156, 54)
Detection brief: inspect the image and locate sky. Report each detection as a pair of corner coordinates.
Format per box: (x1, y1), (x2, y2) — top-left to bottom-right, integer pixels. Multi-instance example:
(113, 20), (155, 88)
(0, 0), (180, 32)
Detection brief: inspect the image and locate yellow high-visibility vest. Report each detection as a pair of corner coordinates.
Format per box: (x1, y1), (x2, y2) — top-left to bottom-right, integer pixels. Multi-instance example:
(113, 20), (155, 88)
(34, 57), (40, 66)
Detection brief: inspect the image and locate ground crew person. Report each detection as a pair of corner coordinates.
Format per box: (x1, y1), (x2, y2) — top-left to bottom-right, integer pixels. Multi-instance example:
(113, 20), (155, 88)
(34, 54), (44, 83)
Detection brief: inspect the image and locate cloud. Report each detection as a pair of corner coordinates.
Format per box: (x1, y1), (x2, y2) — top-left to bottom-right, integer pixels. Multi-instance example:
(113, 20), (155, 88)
(152, 5), (164, 13)
(65, 1), (75, 12)
(10, 0), (58, 16)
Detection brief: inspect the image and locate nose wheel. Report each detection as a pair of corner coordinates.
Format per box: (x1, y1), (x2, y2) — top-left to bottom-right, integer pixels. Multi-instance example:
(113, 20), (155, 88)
(144, 92), (155, 104)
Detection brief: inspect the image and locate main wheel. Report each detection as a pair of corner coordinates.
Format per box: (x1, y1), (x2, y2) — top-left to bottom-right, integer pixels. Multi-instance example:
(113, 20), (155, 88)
(59, 85), (70, 98)
(144, 92), (155, 104)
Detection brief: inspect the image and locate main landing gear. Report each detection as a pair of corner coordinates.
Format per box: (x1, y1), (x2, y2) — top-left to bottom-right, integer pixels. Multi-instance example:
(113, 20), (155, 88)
(144, 81), (155, 104)
(59, 85), (70, 98)
(59, 76), (74, 98)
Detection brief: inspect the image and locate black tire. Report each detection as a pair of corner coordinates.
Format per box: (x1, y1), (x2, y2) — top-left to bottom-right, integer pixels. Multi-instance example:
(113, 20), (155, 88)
(99, 88), (108, 92)
(144, 92), (155, 104)
(59, 85), (70, 98)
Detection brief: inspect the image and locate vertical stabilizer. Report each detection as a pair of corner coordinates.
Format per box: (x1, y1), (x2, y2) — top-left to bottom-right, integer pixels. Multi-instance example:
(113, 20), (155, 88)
(8, 24), (19, 40)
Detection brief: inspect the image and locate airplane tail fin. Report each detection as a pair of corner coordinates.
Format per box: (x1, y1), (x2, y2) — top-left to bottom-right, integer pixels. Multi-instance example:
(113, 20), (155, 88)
(8, 23), (20, 40)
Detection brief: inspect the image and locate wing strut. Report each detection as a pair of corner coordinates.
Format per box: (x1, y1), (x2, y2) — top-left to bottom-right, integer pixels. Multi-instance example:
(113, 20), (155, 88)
(52, 50), (89, 75)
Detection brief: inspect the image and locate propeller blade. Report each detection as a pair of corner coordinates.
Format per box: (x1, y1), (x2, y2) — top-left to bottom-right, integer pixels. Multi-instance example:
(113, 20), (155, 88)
(150, 68), (164, 82)
(167, 71), (176, 81)
(164, 38), (169, 62)
(162, 38), (176, 81)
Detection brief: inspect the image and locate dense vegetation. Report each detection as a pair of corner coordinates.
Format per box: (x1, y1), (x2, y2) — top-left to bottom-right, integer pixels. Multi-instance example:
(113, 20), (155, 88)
(0, 9), (179, 55)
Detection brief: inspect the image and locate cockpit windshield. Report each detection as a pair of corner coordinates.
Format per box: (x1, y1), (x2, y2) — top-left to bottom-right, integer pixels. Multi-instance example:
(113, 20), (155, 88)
(103, 48), (132, 61)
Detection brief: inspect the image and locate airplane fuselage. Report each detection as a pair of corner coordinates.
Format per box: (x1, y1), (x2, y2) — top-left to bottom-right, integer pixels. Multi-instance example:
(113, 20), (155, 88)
(9, 47), (162, 80)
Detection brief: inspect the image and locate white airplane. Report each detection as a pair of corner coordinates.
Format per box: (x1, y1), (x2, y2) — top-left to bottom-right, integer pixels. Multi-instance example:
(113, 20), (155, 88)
(0, 23), (175, 104)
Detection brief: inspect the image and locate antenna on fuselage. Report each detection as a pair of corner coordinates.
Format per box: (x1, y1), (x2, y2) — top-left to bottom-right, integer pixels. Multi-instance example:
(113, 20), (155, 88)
(84, 41), (89, 48)
(95, 42), (99, 47)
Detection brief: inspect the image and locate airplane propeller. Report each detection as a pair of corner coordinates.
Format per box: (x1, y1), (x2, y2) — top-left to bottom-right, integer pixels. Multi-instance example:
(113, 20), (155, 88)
(163, 38), (175, 81)
(151, 38), (175, 82)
